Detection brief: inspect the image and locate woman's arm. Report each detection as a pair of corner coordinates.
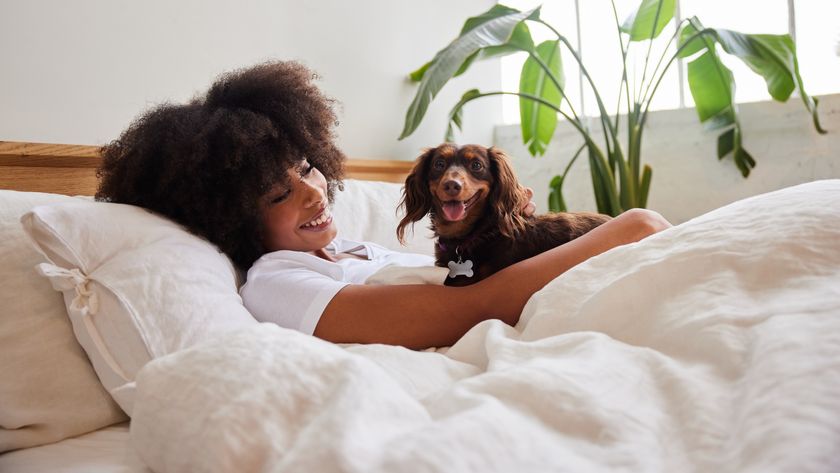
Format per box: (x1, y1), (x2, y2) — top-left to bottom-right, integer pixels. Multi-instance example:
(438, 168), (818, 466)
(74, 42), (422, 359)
(314, 209), (671, 349)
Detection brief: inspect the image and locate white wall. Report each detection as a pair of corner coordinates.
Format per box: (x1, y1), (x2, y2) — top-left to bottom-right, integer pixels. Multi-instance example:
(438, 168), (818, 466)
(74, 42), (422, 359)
(496, 94), (840, 223)
(0, 0), (501, 161)
(4, 1), (836, 222)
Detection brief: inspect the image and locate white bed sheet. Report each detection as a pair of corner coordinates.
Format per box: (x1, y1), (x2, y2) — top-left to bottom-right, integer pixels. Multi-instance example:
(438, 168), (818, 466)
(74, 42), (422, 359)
(127, 181), (840, 472)
(0, 423), (149, 473)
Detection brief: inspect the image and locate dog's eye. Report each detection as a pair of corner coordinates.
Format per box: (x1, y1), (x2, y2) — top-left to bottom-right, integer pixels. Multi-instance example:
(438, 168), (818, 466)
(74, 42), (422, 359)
(470, 160), (484, 172)
(433, 159), (446, 171)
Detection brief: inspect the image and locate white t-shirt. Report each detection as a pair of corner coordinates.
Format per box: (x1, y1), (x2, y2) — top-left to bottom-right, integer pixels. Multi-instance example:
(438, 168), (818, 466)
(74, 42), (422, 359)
(240, 238), (436, 335)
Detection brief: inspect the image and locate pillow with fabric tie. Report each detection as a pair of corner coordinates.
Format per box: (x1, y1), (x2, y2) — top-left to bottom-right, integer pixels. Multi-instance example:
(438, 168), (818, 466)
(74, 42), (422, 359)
(21, 200), (259, 416)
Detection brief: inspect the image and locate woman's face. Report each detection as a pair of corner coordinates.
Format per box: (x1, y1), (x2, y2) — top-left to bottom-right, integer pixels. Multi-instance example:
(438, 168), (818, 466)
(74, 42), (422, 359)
(260, 160), (337, 253)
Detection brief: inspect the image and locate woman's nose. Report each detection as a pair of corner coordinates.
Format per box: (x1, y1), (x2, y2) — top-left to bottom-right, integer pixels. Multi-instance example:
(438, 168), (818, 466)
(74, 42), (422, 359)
(300, 179), (325, 207)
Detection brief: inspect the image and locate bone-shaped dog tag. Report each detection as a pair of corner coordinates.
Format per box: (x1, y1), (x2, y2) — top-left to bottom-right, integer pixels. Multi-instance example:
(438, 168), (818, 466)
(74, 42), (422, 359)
(447, 259), (474, 278)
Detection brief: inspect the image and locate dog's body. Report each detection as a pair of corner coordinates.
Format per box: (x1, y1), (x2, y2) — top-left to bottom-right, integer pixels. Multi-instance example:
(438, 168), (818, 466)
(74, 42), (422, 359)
(398, 144), (611, 286)
(434, 211), (609, 285)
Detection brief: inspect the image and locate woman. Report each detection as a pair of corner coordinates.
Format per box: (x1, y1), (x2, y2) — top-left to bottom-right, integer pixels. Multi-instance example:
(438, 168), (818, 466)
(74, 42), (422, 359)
(97, 61), (671, 350)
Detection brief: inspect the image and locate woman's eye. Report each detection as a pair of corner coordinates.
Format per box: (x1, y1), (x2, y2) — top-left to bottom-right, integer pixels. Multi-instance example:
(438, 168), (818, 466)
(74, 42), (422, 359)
(433, 159), (446, 171)
(470, 161), (483, 171)
(270, 191), (290, 204)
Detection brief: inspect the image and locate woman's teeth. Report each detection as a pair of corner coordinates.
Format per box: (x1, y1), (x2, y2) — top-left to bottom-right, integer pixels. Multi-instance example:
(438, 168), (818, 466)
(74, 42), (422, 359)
(302, 209), (331, 227)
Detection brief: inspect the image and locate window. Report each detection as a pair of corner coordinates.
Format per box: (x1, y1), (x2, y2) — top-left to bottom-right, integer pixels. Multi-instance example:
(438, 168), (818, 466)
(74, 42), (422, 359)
(795, 1), (840, 98)
(501, 0), (840, 123)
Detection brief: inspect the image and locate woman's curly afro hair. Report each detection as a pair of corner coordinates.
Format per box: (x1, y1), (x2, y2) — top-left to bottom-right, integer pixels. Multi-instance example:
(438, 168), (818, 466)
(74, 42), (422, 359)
(96, 61), (346, 269)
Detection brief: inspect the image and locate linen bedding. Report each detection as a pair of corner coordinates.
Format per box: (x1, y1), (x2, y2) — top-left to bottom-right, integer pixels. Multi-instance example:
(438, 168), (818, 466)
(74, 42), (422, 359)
(3, 179), (839, 472)
(126, 180), (840, 473)
(0, 423), (149, 473)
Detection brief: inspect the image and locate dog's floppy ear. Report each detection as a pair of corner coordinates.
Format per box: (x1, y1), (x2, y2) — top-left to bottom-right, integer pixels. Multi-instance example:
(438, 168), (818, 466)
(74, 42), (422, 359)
(397, 147), (437, 244)
(487, 146), (528, 238)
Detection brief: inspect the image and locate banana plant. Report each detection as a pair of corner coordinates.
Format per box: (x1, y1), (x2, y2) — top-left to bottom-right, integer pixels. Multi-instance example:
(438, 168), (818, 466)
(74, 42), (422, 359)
(400, 1), (826, 214)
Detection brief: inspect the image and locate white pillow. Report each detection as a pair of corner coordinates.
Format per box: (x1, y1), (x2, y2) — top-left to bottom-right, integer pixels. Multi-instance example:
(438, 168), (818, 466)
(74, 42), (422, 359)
(0, 191), (126, 453)
(21, 201), (258, 415)
(333, 179), (435, 257)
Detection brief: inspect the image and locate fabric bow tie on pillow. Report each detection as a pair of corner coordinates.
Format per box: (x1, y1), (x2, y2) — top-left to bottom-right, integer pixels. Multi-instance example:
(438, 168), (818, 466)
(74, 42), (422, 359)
(36, 263), (99, 316)
(35, 262), (130, 383)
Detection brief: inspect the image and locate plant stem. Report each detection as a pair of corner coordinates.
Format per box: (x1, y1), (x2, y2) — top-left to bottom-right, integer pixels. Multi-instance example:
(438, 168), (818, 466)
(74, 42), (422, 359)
(469, 91), (591, 146)
(639, 18), (688, 108)
(609, 0), (632, 130)
(537, 19), (624, 164)
(562, 143), (587, 180)
(637, 0), (667, 103)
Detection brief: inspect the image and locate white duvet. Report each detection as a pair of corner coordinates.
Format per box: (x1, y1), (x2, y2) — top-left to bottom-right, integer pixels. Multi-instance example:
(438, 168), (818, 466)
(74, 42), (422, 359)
(130, 181), (840, 473)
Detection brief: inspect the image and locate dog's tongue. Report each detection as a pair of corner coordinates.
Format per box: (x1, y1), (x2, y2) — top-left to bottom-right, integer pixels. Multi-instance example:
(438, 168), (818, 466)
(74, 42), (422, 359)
(442, 201), (467, 221)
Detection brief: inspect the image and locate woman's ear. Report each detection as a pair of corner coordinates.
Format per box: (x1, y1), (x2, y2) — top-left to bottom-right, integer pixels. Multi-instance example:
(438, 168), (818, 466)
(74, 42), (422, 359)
(488, 147), (527, 238)
(397, 147), (436, 244)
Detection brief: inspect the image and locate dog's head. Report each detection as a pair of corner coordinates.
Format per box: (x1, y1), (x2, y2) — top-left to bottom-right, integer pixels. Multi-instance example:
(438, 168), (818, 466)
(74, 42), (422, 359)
(397, 144), (528, 243)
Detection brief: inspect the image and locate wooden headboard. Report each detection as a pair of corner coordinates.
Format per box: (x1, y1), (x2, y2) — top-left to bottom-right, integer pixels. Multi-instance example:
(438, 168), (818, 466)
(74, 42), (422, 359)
(0, 141), (414, 196)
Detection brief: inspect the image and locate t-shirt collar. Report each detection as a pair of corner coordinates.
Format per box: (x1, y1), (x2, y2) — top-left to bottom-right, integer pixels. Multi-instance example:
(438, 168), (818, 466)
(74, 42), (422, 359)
(327, 237), (376, 260)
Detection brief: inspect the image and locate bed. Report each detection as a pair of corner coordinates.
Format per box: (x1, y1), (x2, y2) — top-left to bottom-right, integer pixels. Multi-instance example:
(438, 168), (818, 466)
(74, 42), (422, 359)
(1, 140), (839, 473)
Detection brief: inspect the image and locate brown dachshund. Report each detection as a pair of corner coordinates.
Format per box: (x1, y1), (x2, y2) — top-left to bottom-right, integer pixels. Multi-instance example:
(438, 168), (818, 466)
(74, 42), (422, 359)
(397, 144), (611, 286)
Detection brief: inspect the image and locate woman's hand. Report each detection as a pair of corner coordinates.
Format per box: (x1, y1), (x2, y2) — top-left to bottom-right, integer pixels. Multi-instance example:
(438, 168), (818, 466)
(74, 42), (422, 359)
(521, 187), (537, 217)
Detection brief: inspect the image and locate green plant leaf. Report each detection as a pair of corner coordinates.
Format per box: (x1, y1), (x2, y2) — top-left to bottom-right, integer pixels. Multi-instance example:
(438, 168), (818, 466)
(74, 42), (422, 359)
(400, 7), (538, 139)
(587, 145), (622, 215)
(722, 126), (755, 177)
(548, 174), (567, 212)
(445, 89), (482, 142)
(715, 31), (795, 101)
(677, 20), (707, 58)
(621, 0), (676, 41)
(713, 124), (757, 177)
(703, 109), (737, 131)
(587, 149), (609, 214)
(615, 154), (634, 209)
(639, 165), (653, 207)
(453, 23), (537, 77)
(717, 127), (735, 160)
(678, 18), (825, 134)
(685, 40), (756, 177)
(520, 40), (564, 156)
(734, 146), (756, 177)
(460, 4), (522, 35)
(687, 47), (734, 123)
(721, 127), (756, 177)
(481, 22), (537, 57)
(713, 31), (825, 133)
(408, 6), (535, 83)
(409, 62), (431, 82)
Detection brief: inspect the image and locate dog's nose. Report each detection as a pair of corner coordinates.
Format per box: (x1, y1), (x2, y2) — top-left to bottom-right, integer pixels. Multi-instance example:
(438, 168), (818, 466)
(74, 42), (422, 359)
(443, 180), (462, 196)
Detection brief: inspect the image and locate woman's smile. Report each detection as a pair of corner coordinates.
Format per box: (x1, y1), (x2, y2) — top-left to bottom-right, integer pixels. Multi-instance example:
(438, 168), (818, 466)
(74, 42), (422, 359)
(300, 208), (333, 231)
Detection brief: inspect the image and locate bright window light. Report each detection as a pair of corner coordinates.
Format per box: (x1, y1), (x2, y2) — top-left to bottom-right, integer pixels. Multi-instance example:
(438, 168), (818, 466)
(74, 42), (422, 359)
(795, 1), (840, 98)
(501, 0), (581, 124)
(680, 0), (789, 105)
(500, 0), (840, 124)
